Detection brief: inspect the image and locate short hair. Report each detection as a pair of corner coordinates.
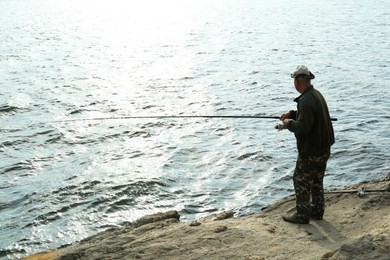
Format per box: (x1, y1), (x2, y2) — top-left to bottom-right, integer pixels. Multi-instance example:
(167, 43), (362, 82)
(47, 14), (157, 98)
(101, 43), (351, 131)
(295, 74), (312, 80)
(297, 77), (311, 84)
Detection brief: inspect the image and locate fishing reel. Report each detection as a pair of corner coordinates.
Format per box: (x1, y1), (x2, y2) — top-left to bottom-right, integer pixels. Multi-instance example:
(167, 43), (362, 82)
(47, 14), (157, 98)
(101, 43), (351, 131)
(275, 123), (284, 131)
(357, 188), (366, 197)
(275, 119), (293, 131)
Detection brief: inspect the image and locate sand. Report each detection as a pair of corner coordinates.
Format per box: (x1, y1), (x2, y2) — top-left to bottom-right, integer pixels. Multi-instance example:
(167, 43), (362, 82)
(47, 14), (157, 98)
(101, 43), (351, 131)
(22, 179), (390, 260)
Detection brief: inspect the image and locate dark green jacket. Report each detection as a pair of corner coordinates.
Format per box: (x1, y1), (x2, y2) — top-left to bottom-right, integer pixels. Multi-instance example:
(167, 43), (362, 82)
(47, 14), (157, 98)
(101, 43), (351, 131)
(287, 85), (335, 157)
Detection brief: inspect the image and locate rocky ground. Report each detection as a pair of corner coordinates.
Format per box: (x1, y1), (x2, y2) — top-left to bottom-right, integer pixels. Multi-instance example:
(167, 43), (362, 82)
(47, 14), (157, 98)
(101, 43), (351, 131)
(22, 179), (390, 260)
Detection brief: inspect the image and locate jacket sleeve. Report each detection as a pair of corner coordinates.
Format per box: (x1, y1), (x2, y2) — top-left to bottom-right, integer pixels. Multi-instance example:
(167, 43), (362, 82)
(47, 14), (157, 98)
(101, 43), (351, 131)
(289, 110), (297, 120)
(287, 105), (314, 135)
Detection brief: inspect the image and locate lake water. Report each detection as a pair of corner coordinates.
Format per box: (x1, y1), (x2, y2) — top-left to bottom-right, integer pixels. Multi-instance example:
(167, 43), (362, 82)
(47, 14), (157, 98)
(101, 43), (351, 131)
(1, 0), (389, 258)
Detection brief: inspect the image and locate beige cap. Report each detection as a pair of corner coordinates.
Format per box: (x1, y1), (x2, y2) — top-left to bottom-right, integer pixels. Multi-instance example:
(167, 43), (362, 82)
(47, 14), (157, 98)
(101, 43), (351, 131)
(290, 65), (315, 79)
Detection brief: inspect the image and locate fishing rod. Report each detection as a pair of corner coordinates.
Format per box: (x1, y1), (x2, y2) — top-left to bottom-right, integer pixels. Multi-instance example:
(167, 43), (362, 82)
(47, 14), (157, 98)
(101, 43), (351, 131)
(325, 185), (390, 197)
(54, 115), (281, 122)
(0, 115), (338, 131)
(51, 115), (338, 123)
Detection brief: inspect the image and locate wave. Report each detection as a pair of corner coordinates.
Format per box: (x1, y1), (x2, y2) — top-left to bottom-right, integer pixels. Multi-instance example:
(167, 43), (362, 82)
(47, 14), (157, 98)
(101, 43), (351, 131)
(0, 105), (25, 114)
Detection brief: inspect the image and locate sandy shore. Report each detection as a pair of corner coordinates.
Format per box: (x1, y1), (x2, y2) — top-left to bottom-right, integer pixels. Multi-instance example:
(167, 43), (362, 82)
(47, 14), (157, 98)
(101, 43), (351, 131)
(22, 179), (390, 260)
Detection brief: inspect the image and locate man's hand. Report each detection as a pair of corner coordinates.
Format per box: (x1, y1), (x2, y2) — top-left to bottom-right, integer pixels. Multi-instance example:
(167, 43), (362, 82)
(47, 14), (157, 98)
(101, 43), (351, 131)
(282, 119), (293, 129)
(280, 111), (291, 121)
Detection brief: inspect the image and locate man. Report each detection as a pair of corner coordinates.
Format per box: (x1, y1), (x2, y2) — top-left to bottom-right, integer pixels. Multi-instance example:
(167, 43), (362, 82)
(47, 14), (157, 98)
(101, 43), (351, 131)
(278, 65), (335, 224)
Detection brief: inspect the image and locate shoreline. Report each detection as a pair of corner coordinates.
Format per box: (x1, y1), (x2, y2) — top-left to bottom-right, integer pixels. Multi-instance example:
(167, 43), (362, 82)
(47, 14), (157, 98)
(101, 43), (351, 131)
(22, 178), (390, 260)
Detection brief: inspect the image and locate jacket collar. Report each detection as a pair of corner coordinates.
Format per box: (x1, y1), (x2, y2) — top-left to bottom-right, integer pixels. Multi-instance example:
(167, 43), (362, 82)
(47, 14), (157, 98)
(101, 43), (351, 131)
(294, 85), (314, 102)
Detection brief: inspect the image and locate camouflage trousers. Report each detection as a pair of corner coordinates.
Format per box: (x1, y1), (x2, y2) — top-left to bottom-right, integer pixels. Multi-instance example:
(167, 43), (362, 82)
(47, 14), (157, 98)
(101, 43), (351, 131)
(293, 153), (330, 219)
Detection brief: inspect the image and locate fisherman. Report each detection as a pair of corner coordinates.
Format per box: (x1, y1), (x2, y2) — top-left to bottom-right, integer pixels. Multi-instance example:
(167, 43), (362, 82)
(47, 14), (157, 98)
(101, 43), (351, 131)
(278, 65), (335, 224)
